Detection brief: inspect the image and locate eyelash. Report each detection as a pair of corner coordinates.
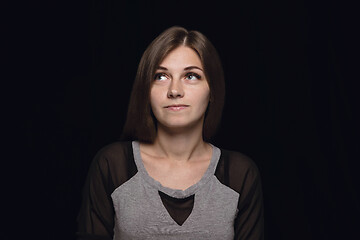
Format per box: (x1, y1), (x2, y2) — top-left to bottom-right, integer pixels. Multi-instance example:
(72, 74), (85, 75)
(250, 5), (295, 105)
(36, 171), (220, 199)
(185, 72), (201, 80)
(154, 73), (168, 81)
(153, 72), (201, 81)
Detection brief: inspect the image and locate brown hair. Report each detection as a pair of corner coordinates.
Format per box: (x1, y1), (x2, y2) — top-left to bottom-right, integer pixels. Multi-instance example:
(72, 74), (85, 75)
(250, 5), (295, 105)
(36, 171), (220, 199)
(121, 26), (225, 143)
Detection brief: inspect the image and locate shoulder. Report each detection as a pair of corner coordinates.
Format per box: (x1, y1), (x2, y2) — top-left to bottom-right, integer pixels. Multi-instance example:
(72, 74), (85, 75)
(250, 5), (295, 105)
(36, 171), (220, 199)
(90, 141), (134, 171)
(216, 148), (261, 194)
(94, 141), (133, 163)
(221, 149), (259, 173)
(89, 141), (137, 190)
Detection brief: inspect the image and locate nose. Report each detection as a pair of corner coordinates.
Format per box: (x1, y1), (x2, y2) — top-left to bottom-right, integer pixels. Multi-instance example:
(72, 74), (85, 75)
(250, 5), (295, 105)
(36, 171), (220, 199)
(167, 80), (184, 99)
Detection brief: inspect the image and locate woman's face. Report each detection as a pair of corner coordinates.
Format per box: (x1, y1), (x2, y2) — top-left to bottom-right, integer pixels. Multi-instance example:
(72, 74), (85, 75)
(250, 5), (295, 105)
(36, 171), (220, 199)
(150, 46), (210, 131)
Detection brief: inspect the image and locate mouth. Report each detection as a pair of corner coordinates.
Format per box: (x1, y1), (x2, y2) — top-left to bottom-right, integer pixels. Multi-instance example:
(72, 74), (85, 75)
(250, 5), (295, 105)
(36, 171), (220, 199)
(164, 104), (189, 111)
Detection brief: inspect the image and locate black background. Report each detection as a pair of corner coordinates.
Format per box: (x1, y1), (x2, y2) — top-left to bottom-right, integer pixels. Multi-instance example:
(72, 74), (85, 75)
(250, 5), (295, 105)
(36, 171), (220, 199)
(16, 0), (360, 239)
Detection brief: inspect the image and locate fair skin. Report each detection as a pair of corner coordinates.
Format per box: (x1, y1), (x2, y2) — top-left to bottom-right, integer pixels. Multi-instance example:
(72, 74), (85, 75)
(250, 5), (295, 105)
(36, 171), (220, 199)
(140, 46), (213, 191)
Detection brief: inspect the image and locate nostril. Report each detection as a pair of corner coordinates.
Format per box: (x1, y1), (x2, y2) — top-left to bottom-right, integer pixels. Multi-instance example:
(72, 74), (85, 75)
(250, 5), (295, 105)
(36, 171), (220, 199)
(168, 89), (182, 98)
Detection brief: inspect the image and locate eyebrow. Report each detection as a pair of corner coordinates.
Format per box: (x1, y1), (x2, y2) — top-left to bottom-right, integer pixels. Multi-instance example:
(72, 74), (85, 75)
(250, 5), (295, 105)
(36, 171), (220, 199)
(157, 65), (204, 72)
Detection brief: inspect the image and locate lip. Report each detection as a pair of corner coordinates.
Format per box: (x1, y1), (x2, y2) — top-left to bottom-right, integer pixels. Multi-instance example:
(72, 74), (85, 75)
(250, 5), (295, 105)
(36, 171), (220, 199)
(164, 104), (189, 111)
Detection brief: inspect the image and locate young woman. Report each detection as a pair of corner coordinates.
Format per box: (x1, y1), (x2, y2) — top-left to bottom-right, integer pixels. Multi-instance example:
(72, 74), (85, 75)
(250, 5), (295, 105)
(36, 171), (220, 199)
(77, 26), (264, 240)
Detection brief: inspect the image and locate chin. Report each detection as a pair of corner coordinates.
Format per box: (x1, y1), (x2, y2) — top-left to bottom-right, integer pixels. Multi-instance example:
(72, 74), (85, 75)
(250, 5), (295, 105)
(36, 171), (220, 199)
(161, 121), (190, 129)
(158, 118), (204, 131)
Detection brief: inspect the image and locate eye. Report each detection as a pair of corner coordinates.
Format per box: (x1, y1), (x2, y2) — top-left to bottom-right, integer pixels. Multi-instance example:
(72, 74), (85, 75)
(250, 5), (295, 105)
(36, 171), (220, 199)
(185, 72), (201, 80)
(154, 73), (168, 81)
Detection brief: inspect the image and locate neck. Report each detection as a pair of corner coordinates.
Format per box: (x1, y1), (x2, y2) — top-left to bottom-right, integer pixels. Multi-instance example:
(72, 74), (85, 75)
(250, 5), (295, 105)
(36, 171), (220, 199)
(153, 122), (208, 162)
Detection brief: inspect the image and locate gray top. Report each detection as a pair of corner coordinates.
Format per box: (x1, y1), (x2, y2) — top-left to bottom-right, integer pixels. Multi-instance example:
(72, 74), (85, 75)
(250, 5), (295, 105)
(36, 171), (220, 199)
(77, 141), (264, 239)
(110, 141), (239, 239)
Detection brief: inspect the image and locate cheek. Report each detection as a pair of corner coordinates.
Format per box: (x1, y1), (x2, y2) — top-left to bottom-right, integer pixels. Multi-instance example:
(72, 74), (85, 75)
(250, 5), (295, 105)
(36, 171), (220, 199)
(150, 87), (163, 112)
(189, 86), (210, 112)
(198, 86), (211, 106)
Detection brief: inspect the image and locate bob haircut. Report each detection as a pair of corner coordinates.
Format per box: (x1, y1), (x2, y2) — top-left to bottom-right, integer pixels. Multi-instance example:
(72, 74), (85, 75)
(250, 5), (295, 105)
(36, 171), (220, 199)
(121, 26), (225, 143)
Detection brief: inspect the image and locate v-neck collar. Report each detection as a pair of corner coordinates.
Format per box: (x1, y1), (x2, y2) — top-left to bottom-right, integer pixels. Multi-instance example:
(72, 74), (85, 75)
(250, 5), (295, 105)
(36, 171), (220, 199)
(132, 141), (221, 199)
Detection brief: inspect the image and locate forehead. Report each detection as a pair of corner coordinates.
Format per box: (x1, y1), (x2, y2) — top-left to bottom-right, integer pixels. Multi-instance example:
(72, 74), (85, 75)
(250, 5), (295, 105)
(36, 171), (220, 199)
(159, 46), (203, 69)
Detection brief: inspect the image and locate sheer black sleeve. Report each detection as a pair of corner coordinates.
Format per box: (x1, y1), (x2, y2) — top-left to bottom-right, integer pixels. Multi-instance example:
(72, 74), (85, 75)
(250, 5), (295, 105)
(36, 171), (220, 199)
(76, 141), (137, 240)
(216, 150), (264, 240)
